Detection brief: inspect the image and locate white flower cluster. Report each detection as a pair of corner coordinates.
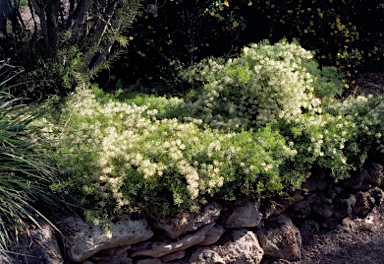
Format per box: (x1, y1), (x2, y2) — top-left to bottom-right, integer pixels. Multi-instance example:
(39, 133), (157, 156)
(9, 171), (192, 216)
(56, 88), (239, 212)
(184, 39), (322, 131)
(326, 94), (384, 153)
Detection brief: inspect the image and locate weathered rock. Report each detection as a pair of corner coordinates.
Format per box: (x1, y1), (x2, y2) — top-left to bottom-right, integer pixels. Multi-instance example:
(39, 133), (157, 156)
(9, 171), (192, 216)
(339, 168), (369, 190)
(136, 258), (162, 264)
(261, 191), (304, 219)
(132, 223), (214, 258)
(89, 245), (132, 264)
(224, 200), (262, 228)
(352, 187), (384, 217)
(290, 193), (333, 219)
(161, 250), (186, 263)
(290, 197), (312, 219)
(312, 196), (334, 218)
(256, 214), (302, 261)
(60, 215), (153, 262)
(197, 224), (225, 246)
(189, 247), (225, 264)
(365, 163), (384, 187)
(7, 223), (63, 264)
(334, 194), (357, 220)
(190, 229), (264, 264)
(152, 203), (221, 239)
(340, 217), (357, 233)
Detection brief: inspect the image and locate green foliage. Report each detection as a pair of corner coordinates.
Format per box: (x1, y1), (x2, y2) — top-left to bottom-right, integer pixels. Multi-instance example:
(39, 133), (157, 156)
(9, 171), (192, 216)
(180, 39), (343, 130)
(48, 86), (300, 220)
(47, 41), (382, 222)
(0, 62), (61, 250)
(0, 0), (141, 98)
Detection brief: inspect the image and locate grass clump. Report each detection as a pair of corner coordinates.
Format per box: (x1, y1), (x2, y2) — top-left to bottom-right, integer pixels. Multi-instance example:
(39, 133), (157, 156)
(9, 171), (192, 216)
(0, 66), (61, 251)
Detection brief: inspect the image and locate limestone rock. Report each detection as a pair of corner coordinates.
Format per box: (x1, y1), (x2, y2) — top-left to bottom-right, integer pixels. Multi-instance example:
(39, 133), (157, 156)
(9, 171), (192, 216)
(161, 250), (186, 263)
(224, 200), (262, 228)
(132, 223), (214, 258)
(152, 203), (221, 239)
(136, 258), (162, 264)
(190, 229), (264, 264)
(189, 247), (224, 264)
(89, 245), (132, 264)
(256, 214), (302, 261)
(60, 215), (153, 262)
(353, 187), (384, 217)
(197, 224), (225, 246)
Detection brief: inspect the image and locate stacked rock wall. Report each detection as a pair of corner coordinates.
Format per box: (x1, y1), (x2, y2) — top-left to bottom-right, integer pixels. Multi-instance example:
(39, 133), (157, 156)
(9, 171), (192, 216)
(6, 160), (384, 264)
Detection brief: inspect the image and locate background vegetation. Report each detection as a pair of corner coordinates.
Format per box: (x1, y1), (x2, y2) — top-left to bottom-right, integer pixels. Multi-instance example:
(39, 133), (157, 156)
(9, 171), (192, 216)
(111, 0), (384, 92)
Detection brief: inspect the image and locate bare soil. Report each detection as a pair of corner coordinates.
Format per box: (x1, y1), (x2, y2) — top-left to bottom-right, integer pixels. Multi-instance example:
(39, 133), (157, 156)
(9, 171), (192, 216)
(299, 202), (384, 264)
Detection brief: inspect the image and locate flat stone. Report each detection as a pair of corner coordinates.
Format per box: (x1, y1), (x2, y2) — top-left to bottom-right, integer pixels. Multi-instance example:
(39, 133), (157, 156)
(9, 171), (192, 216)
(224, 200), (262, 228)
(197, 224), (225, 246)
(152, 203), (221, 239)
(132, 223), (214, 258)
(89, 245), (132, 264)
(60, 215), (153, 262)
(136, 258), (162, 264)
(161, 250), (186, 263)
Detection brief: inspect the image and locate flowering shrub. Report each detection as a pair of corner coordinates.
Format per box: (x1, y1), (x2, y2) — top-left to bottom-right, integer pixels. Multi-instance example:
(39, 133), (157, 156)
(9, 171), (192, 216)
(52, 86), (300, 220)
(323, 94), (384, 162)
(181, 39), (342, 131)
(49, 42), (383, 221)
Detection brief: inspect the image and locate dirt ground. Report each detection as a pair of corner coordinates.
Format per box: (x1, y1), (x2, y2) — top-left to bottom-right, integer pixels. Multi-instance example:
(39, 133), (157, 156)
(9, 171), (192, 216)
(299, 201), (384, 264)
